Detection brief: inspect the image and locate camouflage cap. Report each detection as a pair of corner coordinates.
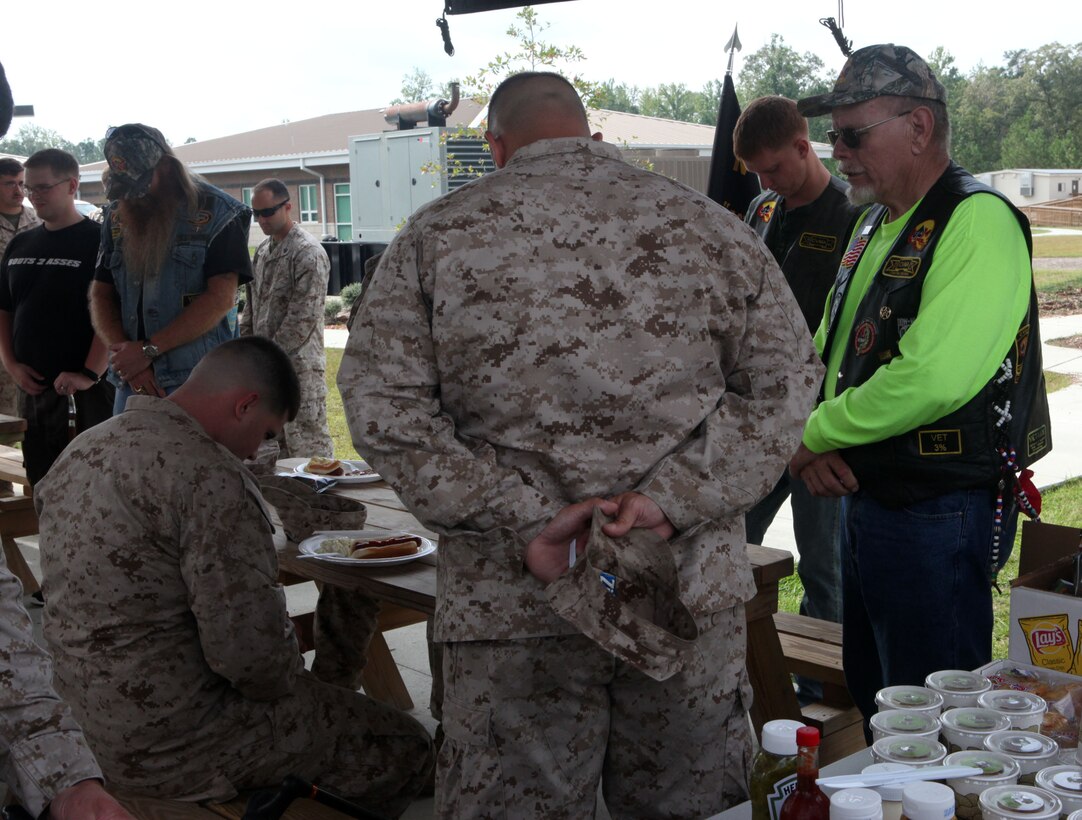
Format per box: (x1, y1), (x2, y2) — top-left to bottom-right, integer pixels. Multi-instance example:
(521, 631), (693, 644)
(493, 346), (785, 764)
(797, 44), (947, 118)
(103, 123), (169, 199)
(545, 507), (699, 681)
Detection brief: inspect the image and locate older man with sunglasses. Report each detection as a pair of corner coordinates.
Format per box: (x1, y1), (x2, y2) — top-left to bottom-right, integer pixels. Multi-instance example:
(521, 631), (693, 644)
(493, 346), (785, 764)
(789, 44), (1051, 728)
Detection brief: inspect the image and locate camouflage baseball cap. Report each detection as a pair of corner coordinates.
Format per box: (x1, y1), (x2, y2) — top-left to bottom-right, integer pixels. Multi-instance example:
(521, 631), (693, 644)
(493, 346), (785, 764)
(797, 44), (947, 118)
(545, 507), (699, 681)
(103, 123), (169, 199)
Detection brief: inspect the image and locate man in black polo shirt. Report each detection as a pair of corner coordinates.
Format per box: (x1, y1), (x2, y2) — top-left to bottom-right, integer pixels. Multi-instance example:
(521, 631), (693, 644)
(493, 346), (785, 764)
(734, 96), (859, 700)
(0, 149), (114, 486)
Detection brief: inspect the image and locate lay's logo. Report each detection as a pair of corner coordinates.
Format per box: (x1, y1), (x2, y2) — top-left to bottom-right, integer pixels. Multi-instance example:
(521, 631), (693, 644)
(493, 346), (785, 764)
(1030, 626), (1069, 652)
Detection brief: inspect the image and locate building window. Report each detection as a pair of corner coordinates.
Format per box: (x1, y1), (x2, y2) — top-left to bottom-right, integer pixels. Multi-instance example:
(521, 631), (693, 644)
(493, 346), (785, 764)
(1058, 182), (1065, 192)
(241, 187), (253, 206)
(299, 184), (318, 223)
(334, 183), (352, 241)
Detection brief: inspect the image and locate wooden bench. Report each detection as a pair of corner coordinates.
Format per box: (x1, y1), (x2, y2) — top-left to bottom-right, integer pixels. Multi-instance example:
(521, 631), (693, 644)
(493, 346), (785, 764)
(0, 445), (40, 594)
(772, 611), (866, 764)
(0, 444), (30, 491)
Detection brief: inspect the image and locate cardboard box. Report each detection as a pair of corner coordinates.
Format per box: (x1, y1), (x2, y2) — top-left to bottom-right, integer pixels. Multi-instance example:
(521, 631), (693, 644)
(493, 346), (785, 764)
(1009, 520), (1082, 672)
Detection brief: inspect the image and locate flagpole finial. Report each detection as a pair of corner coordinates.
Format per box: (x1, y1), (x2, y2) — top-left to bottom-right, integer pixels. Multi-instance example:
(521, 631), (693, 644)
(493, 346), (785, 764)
(724, 25), (742, 75)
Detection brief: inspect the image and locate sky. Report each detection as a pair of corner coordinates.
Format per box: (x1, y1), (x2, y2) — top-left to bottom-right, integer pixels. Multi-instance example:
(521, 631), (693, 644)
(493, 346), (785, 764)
(3, 0), (1078, 147)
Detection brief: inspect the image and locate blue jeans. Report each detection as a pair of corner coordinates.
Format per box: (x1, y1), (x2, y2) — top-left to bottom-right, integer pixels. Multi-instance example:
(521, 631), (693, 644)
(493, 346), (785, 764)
(112, 381), (178, 415)
(746, 471), (842, 624)
(841, 488), (1014, 728)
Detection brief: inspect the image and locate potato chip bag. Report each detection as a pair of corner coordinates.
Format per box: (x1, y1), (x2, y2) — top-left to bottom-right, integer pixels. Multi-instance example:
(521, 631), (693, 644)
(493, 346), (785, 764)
(1019, 614), (1074, 671)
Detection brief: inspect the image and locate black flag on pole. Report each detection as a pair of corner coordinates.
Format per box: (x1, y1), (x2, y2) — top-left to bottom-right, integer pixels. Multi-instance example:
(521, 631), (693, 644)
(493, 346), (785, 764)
(706, 72), (759, 219)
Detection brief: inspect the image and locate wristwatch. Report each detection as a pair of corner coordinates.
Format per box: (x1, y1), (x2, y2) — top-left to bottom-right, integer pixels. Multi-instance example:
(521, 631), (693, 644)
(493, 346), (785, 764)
(142, 341), (161, 361)
(80, 367), (102, 384)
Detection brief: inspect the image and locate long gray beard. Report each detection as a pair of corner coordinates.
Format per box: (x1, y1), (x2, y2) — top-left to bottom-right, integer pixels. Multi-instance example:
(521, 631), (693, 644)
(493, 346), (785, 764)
(118, 196), (178, 283)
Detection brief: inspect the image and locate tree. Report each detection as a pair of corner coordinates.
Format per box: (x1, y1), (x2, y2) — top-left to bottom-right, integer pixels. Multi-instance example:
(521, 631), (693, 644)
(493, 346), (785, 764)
(641, 82), (698, 122)
(463, 5), (595, 106)
(594, 79), (640, 114)
(735, 35), (833, 142)
(392, 68), (435, 105)
(0, 123), (77, 158)
(694, 79), (724, 126)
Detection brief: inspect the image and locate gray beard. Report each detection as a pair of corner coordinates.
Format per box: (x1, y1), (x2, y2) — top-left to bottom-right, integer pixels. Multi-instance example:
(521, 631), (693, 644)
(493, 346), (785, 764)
(118, 195), (178, 283)
(845, 183), (879, 208)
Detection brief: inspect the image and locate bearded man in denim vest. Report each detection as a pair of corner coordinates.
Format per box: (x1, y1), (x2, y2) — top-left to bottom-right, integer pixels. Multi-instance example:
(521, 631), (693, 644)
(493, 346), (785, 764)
(90, 123), (252, 413)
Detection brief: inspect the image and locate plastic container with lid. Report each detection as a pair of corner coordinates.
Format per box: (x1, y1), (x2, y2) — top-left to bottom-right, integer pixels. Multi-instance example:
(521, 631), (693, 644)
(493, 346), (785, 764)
(984, 731), (1060, 786)
(751, 719), (806, 820)
(901, 781), (955, 820)
(1034, 766), (1082, 815)
(861, 763), (913, 820)
(871, 736), (947, 768)
(978, 786), (1062, 820)
(870, 711), (942, 744)
(831, 788), (884, 820)
(942, 750), (1020, 818)
(939, 708), (1012, 752)
(1066, 810), (1082, 820)
(926, 670), (994, 709)
(976, 691), (1047, 733)
(876, 686), (945, 718)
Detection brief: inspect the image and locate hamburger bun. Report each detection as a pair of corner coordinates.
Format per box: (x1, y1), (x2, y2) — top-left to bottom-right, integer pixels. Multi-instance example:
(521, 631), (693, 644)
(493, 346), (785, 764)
(349, 536), (422, 560)
(305, 456), (343, 476)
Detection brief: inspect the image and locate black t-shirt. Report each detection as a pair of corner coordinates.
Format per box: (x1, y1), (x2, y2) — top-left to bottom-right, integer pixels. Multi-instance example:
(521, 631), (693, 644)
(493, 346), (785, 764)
(0, 217), (102, 383)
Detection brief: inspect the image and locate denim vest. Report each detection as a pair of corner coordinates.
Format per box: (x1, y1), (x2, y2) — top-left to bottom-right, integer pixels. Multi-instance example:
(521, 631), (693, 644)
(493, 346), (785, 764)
(104, 183), (250, 391)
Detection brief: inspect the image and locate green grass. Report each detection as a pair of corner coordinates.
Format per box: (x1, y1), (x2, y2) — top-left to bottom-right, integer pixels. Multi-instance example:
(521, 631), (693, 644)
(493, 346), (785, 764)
(1035, 268), (1082, 293)
(1033, 233), (1082, 258)
(325, 348), (360, 461)
(1046, 370), (1076, 394)
(779, 478), (1082, 660)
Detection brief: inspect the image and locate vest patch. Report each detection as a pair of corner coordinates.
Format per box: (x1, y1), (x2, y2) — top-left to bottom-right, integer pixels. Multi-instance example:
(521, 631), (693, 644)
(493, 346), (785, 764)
(897, 317), (915, 337)
(918, 429), (962, 456)
(757, 201), (777, 224)
(188, 210), (212, 227)
(798, 232), (838, 253)
(1015, 325), (1031, 382)
(854, 319), (877, 355)
(908, 219), (936, 251)
(879, 306), (892, 320)
(842, 237), (869, 269)
(883, 256), (921, 279)
(1028, 425), (1049, 459)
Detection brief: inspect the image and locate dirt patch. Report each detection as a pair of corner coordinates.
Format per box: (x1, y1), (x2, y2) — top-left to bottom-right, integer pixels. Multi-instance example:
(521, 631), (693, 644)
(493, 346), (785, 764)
(1039, 287), (1082, 316)
(1048, 333), (1082, 350)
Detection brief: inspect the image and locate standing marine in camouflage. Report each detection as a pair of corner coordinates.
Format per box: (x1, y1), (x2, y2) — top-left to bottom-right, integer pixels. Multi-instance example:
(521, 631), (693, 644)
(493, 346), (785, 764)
(0, 157), (39, 419)
(340, 72), (820, 818)
(240, 178), (333, 459)
(36, 337), (433, 816)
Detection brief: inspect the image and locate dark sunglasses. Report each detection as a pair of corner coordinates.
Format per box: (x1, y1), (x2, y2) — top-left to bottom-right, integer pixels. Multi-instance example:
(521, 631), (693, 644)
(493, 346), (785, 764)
(252, 199), (290, 218)
(827, 110), (913, 149)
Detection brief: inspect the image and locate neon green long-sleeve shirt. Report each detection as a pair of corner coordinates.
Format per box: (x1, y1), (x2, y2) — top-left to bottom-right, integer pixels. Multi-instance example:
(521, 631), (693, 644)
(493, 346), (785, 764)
(803, 192), (1031, 453)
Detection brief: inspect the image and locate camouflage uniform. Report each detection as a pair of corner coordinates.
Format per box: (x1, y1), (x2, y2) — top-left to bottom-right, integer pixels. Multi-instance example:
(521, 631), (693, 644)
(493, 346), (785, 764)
(34, 397), (433, 815)
(0, 206), (41, 417)
(1, 551), (103, 818)
(241, 223), (333, 458)
(339, 137), (822, 817)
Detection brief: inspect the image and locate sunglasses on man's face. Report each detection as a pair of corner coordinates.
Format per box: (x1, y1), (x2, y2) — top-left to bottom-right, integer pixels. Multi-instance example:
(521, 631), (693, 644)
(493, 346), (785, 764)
(827, 110), (913, 150)
(252, 199), (289, 219)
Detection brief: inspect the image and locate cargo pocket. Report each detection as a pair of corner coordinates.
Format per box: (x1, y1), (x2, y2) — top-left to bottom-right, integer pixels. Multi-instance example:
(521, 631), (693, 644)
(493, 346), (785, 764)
(438, 695), (507, 818)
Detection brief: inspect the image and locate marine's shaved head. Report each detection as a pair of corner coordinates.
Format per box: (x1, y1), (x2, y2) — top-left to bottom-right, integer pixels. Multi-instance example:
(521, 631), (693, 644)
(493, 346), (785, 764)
(485, 72), (593, 165)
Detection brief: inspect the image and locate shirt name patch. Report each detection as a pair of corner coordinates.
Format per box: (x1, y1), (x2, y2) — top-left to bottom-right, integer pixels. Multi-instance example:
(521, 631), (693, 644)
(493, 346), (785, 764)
(798, 232), (838, 253)
(918, 429), (962, 456)
(882, 256), (921, 279)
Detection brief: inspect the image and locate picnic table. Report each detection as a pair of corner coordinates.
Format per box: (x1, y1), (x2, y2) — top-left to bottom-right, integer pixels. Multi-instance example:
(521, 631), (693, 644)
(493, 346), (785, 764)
(274, 459), (804, 731)
(0, 413), (39, 595)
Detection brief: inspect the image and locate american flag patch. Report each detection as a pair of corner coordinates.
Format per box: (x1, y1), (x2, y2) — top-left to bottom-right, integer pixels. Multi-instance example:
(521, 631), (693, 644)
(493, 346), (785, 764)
(842, 237), (869, 269)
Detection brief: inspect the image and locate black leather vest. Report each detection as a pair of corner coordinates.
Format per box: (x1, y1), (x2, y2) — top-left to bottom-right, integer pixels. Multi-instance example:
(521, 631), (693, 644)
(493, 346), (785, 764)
(820, 163), (1052, 507)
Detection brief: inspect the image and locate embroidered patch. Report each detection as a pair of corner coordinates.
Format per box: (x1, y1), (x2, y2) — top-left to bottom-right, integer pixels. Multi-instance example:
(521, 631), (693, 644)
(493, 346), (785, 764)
(842, 237), (869, 268)
(883, 256), (921, 279)
(897, 317), (915, 337)
(757, 200), (777, 224)
(918, 429), (962, 456)
(854, 319), (877, 355)
(798, 232), (838, 252)
(188, 210), (212, 227)
(109, 156), (127, 172)
(1014, 324), (1031, 383)
(879, 306), (892, 320)
(908, 219), (935, 251)
(1028, 425), (1049, 458)
(599, 571), (617, 595)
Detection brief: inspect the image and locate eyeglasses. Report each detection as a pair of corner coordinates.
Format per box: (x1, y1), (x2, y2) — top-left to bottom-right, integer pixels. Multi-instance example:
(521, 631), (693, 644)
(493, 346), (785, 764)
(252, 199), (289, 219)
(23, 178), (72, 196)
(0, 180), (25, 190)
(827, 110), (913, 149)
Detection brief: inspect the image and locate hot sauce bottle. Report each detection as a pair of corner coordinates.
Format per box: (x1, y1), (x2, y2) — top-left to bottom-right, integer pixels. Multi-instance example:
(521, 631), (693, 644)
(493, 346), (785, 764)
(779, 726), (830, 820)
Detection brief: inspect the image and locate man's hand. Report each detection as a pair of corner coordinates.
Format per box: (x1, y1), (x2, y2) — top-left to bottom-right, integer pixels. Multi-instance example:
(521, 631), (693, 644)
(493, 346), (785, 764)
(48, 779), (135, 820)
(796, 449), (859, 497)
(53, 371), (95, 396)
(125, 367), (165, 398)
(107, 341), (152, 383)
(8, 362), (46, 395)
(601, 492), (675, 540)
(525, 498), (612, 584)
